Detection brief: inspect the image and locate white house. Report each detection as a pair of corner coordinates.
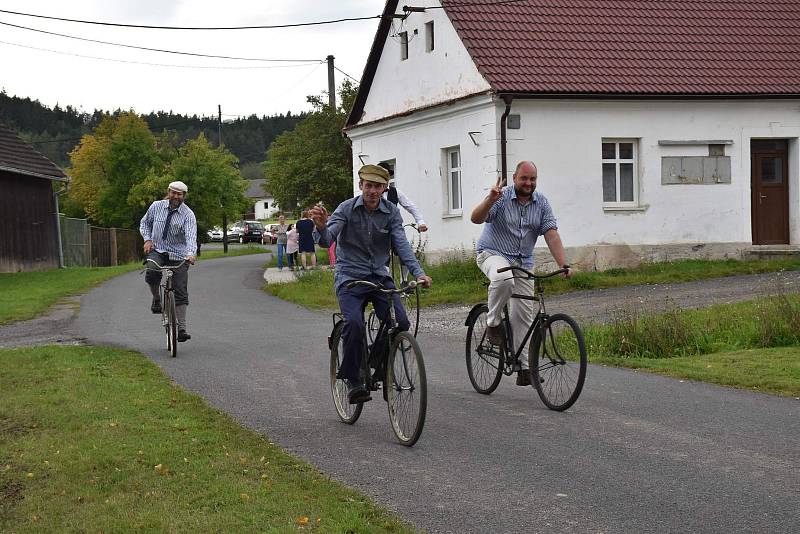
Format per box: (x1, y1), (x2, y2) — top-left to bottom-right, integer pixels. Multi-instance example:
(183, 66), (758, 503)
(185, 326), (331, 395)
(245, 179), (280, 220)
(344, 0), (800, 269)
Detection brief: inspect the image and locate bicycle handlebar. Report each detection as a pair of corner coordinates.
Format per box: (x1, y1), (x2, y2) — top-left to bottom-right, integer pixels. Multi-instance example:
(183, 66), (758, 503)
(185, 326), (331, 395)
(345, 279), (418, 293)
(143, 258), (188, 271)
(496, 265), (569, 279)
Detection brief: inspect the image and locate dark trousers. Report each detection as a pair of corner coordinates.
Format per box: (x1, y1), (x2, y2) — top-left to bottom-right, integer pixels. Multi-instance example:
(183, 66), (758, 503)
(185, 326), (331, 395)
(145, 251), (190, 306)
(336, 274), (410, 381)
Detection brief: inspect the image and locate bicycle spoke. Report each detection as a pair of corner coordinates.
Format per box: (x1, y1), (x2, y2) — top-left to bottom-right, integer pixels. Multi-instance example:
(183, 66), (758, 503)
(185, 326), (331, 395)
(530, 314), (587, 411)
(387, 332), (426, 446)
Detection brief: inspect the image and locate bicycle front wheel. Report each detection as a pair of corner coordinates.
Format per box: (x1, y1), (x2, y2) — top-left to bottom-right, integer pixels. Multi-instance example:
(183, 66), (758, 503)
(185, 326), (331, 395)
(330, 321), (363, 424)
(367, 308), (380, 345)
(386, 331), (426, 446)
(401, 286), (420, 337)
(465, 304), (503, 394)
(166, 291), (177, 358)
(529, 313), (587, 411)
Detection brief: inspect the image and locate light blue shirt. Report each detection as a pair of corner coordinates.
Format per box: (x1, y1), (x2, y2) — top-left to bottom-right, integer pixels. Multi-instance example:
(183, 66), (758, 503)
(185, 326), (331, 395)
(139, 200), (198, 261)
(315, 195), (425, 292)
(476, 187), (558, 269)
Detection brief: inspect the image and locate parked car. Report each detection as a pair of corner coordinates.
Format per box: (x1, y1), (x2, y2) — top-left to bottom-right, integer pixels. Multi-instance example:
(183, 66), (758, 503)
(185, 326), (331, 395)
(207, 227), (224, 242)
(230, 220), (265, 244)
(262, 224), (280, 245)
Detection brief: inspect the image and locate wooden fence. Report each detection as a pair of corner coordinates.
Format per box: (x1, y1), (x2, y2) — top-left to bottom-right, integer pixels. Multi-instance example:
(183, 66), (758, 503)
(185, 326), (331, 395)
(60, 216), (143, 267)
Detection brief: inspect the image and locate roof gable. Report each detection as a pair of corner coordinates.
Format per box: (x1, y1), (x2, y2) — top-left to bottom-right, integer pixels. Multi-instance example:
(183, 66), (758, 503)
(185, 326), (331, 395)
(0, 123), (68, 181)
(443, 0), (800, 96)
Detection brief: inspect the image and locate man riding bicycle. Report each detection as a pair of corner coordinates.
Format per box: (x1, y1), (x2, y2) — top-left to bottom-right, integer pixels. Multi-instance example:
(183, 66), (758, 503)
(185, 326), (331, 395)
(310, 164), (432, 404)
(139, 180), (197, 342)
(470, 161), (571, 386)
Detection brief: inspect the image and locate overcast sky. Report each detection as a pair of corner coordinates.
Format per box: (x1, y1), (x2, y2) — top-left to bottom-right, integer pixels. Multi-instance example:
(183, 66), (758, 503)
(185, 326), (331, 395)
(0, 0), (387, 119)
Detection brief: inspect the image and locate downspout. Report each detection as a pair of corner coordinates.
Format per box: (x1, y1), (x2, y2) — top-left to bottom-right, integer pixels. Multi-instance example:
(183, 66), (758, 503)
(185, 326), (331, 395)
(54, 180), (69, 268)
(499, 94), (514, 185)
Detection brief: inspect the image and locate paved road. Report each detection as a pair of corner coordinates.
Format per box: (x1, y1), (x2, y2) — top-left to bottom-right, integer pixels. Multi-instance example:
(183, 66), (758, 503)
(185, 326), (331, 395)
(73, 254), (799, 533)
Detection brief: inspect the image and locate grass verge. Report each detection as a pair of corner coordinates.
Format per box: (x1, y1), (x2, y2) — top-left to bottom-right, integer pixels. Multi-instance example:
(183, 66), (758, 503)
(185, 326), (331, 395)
(0, 247), (267, 325)
(0, 345), (413, 533)
(265, 257), (800, 310)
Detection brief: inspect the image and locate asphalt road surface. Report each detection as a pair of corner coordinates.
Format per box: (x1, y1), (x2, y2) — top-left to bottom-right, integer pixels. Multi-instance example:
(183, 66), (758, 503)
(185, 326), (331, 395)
(74, 254), (800, 533)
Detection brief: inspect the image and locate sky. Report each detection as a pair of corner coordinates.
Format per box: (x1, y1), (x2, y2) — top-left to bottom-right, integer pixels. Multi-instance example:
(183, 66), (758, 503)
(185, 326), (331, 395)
(0, 0), (388, 119)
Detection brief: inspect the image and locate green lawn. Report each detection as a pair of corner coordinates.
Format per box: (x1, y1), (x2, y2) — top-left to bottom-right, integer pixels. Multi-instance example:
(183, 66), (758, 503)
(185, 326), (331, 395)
(0, 247), (267, 325)
(0, 345), (414, 533)
(265, 257), (800, 310)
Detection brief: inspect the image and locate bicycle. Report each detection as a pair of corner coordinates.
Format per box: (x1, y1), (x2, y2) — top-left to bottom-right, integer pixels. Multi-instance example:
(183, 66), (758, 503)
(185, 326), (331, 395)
(328, 280), (427, 446)
(144, 258), (186, 358)
(464, 266), (587, 411)
(367, 223), (423, 341)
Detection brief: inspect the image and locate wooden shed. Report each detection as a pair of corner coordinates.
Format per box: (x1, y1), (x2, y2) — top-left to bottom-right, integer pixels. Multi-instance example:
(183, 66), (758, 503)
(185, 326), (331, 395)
(0, 123), (69, 272)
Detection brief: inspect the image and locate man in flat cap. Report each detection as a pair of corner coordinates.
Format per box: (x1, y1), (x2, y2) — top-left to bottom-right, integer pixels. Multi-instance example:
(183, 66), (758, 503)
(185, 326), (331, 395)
(310, 164), (432, 403)
(139, 180), (197, 342)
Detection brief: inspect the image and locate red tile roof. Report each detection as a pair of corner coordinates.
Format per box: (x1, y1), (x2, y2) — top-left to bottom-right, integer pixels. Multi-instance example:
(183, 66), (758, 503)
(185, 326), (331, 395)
(442, 0), (800, 95)
(0, 123), (67, 180)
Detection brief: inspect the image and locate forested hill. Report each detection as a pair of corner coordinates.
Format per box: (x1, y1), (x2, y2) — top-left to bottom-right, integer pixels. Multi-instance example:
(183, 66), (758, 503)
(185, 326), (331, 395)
(0, 90), (304, 172)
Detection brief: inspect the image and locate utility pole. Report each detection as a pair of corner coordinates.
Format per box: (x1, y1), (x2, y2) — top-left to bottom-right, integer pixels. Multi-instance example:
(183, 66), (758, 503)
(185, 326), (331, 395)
(219, 104), (228, 253)
(326, 55), (336, 110)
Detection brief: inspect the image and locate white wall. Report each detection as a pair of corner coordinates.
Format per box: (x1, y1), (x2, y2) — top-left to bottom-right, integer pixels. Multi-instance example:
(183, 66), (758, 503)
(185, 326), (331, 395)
(358, 1), (491, 125)
(349, 97), (800, 259)
(253, 196), (280, 220)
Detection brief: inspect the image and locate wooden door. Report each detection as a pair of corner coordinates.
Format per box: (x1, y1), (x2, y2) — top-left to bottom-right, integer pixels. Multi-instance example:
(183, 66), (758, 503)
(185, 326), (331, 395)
(751, 139), (789, 245)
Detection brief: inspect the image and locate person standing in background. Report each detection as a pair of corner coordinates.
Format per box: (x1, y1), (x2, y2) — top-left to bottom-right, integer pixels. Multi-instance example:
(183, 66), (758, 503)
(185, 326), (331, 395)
(286, 223), (299, 270)
(296, 210), (317, 270)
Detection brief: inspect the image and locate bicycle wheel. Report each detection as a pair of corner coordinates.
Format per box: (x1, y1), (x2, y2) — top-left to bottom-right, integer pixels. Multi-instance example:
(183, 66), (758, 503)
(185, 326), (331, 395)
(465, 304), (503, 394)
(161, 287), (171, 351)
(400, 286), (420, 337)
(529, 313), (587, 411)
(167, 291), (177, 358)
(386, 331), (426, 446)
(329, 321), (363, 424)
(367, 308), (380, 345)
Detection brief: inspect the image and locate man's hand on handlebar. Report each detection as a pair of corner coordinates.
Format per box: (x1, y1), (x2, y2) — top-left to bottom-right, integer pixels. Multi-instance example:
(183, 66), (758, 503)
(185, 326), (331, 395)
(417, 275), (432, 289)
(143, 240), (153, 254)
(186, 256), (196, 265)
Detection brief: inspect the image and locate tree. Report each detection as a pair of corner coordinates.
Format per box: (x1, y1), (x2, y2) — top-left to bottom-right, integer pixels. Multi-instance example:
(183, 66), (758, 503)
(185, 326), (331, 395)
(128, 133), (249, 237)
(65, 112), (163, 228)
(265, 80), (358, 215)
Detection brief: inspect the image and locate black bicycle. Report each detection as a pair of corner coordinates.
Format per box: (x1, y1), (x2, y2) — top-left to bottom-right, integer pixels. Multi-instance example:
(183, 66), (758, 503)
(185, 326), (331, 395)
(464, 266), (587, 411)
(329, 280), (427, 446)
(368, 223), (423, 340)
(144, 258), (186, 358)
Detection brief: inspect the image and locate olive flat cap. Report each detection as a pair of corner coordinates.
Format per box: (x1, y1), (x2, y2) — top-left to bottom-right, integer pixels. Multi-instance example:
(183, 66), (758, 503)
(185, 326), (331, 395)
(358, 164), (389, 184)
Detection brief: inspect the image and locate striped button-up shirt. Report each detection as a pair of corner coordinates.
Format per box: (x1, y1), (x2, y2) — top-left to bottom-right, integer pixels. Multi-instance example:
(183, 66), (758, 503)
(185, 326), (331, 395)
(316, 195), (425, 292)
(139, 200), (198, 260)
(476, 187), (558, 269)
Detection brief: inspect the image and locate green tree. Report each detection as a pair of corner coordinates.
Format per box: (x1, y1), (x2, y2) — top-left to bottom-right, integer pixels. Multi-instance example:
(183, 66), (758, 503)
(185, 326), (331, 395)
(129, 133), (248, 237)
(65, 112), (163, 228)
(265, 80), (358, 215)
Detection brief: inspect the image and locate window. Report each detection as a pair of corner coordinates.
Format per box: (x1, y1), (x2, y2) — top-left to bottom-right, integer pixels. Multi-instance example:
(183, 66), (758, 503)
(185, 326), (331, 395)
(425, 21), (434, 52)
(400, 32), (408, 60)
(445, 147), (462, 213)
(264, 201), (269, 209)
(601, 140), (638, 206)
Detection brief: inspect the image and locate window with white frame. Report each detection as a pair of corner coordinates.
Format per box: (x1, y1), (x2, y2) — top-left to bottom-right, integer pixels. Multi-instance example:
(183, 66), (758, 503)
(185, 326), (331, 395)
(601, 139), (638, 206)
(445, 147), (462, 213)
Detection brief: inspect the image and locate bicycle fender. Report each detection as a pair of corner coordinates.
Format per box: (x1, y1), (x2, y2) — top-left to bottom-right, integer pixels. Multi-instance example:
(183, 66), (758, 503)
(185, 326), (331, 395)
(465, 303), (487, 326)
(328, 319), (344, 350)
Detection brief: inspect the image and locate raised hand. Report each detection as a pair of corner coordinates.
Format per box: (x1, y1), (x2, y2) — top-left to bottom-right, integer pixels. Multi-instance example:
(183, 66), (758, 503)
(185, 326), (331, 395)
(488, 175), (504, 202)
(309, 205), (329, 230)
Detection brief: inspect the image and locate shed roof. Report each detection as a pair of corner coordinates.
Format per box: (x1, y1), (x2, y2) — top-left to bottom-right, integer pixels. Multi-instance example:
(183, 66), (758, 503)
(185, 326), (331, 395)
(0, 123), (68, 181)
(245, 179), (268, 198)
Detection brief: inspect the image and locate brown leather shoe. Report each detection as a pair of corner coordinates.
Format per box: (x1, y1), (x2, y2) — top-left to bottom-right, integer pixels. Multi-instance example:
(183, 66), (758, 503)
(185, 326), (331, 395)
(486, 325), (504, 345)
(516, 369), (532, 387)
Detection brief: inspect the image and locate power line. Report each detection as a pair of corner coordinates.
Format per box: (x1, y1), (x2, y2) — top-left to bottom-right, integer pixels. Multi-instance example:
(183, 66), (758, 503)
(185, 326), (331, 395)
(334, 66), (359, 82)
(0, 8), (382, 30)
(0, 40), (323, 70)
(0, 19), (321, 62)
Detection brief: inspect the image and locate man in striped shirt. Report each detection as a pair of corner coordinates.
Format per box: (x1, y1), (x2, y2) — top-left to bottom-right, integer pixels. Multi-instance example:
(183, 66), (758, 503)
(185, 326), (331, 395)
(471, 161), (571, 386)
(139, 181), (197, 342)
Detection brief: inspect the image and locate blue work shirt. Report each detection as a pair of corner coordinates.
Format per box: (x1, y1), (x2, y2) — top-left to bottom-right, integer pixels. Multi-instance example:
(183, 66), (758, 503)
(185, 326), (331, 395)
(315, 195), (426, 292)
(476, 187), (558, 269)
(139, 200), (198, 261)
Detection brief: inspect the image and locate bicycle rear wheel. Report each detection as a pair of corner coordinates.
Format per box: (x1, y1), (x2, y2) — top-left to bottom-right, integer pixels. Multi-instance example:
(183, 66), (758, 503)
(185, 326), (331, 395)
(386, 331), (426, 446)
(330, 321), (363, 424)
(529, 313), (587, 411)
(465, 304), (503, 394)
(166, 290), (177, 358)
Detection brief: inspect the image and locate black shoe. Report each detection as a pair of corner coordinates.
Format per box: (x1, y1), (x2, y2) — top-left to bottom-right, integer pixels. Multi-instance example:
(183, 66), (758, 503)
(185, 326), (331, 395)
(177, 330), (191, 342)
(516, 369), (532, 387)
(345, 379), (371, 404)
(486, 325), (504, 345)
(151, 298), (162, 314)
